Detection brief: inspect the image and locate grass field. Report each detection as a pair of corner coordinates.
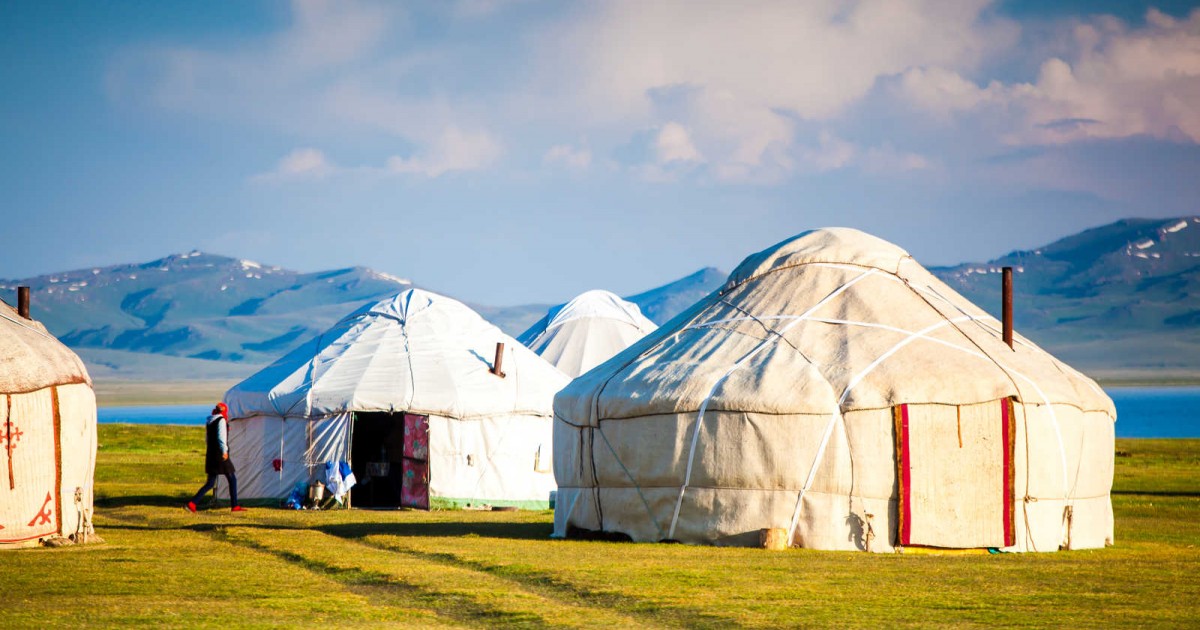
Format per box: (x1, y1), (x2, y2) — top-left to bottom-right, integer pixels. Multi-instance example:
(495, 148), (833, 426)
(2, 426), (1197, 628)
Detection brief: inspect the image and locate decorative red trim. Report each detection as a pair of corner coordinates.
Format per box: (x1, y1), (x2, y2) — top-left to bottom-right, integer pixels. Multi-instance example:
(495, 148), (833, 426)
(51, 387), (63, 537)
(1001, 399), (1015, 547)
(899, 403), (912, 547)
(0, 530), (56, 544)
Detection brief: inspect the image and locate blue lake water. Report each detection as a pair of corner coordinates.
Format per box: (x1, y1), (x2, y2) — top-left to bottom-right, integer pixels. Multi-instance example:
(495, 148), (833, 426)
(99, 404), (212, 425)
(98, 387), (1200, 438)
(1106, 387), (1200, 438)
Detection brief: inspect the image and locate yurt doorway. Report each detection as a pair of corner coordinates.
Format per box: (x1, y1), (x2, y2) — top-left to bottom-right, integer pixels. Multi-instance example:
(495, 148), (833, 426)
(894, 400), (1016, 549)
(350, 412), (430, 509)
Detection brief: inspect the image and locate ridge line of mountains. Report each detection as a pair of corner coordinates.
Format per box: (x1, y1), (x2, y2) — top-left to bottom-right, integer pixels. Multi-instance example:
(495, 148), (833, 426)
(3, 216), (1198, 382)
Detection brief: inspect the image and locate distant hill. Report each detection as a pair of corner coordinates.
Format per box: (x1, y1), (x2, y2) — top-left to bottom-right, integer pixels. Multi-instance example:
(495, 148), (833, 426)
(627, 267), (728, 324)
(930, 216), (1200, 378)
(0, 253), (727, 381)
(3, 216), (1198, 383)
(0, 252), (415, 377)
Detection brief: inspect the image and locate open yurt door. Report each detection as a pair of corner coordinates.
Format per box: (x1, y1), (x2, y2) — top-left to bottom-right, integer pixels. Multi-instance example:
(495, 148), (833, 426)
(895, 399), (1016, 549)
(399, 413), (429, 509)
(350, 411), (430, 509)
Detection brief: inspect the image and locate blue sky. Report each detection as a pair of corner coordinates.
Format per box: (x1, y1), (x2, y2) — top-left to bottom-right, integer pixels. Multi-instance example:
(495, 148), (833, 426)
(2, 1), (1199, 304)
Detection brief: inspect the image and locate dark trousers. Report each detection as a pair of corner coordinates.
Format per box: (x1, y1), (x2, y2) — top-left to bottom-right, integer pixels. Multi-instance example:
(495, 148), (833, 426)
(191, 473), (238, 506)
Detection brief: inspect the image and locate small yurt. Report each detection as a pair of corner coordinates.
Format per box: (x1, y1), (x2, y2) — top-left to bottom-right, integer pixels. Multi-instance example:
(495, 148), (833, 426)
(1, 296), (97, 548)
(518, 290), (658, 378)
(554, 228), (1115, 552)
(225, 289), (570, 509)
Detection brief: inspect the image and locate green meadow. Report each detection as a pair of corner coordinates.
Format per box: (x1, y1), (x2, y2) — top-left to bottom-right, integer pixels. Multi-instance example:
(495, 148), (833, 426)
(1, 425), (1197, 628)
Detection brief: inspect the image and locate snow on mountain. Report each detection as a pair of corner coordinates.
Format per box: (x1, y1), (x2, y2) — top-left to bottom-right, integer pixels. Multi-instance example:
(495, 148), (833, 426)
(3, 215), (1197, 380)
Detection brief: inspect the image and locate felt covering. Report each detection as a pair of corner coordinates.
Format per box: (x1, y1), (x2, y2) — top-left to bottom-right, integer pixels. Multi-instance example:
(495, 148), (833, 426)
(519, 290), (657, 378)
(1, 301), (96, 548)
(553, 228), (1115, 551)
(224, 289), (569, 507)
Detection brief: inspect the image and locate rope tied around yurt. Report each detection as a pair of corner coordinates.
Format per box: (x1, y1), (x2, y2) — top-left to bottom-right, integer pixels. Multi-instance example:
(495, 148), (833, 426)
(903, 274), (1075, 550)
(5, 394), (13, 490)
(668, 268), (880, 540)
(957, 406), (963, 448)
(595, 426), (664, 540)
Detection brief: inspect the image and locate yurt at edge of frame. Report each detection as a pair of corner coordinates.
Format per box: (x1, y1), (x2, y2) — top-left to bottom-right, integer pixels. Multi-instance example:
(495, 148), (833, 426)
(552, 227), (1116, 552)
(222, 288), (570, 510)
(0, 293), (99, 549)
(519, 289), (658, 379)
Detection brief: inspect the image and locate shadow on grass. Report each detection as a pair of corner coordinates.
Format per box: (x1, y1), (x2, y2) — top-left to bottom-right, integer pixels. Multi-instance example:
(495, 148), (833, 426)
(95, 494), (195, 508)
(97, 522), (306, 534)
(95, 494), (284, 509)
(321, 521), (552, 541)
(95, 509), (553, 541)
(1112, 490), (1200, 497)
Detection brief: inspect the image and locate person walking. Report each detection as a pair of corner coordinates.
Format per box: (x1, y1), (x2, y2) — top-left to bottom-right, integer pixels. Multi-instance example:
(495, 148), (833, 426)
(186, 402), (245, 512)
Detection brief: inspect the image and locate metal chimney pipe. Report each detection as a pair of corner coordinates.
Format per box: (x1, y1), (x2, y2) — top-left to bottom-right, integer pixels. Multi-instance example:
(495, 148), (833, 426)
(17, 286), (30, 320)
(491, 342), (506, 378)
(1002, 267), (1013, 350)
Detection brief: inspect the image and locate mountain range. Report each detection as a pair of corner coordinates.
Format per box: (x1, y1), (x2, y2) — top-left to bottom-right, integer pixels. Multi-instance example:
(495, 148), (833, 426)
(0, 251), (728, 381)
(2, 216), (1198, 383)
(931, 216), (1200, 379)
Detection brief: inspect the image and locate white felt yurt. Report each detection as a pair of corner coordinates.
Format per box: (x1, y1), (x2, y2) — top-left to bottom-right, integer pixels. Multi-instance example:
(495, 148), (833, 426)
(224, 289), (570, 509)
(518, 290), (658, 378)
(1, 299), (97, 548)
(553, 228), (1116, 552)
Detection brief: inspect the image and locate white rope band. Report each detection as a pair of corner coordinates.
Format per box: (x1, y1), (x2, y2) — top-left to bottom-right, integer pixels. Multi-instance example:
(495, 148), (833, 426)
(666, 268), (878, 538)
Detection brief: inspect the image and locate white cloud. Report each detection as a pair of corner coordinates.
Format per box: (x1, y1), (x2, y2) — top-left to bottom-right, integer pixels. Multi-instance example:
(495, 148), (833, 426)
(544, 144), (592, 170)
(655, 122), (702, 163)
(253, 147), (335, 181)
(255, 129), (501, 183)
(896, 67), (1017, 117)
(800, 132), (857, 172)
(1023, 11), (1200, 143)
(544, 1), (1015, 120)
(861, 144), (931, 173)
(108, 1), (506, 178)
(279, 148), (333, 175)
(529, 0), (1016, 180)
(386, 126), (503, 178)
(897, 9), (1200, 144)
(453, 0), (531, 19)
(111, 0), (1200, 191)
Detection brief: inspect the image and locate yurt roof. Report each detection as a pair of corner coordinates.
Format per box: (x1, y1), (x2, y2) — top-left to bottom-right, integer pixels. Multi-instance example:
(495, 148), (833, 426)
(0, 300), (91, 395)
(556, 228), (1115, 424)
(226, 289), (570, 421)
(518, 290), (657, 378)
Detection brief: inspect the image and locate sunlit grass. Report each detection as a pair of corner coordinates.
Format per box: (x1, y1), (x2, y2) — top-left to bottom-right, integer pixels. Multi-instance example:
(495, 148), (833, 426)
(1, 428), (1195, 627)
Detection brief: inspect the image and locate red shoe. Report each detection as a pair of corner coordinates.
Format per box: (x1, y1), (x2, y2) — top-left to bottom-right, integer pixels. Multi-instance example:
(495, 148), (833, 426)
(231, 506), (246, 512)
(186, 502), (197, 513)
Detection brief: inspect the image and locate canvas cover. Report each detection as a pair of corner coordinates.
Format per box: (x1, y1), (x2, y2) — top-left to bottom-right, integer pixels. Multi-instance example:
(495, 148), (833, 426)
(1, 301), (96, 548)
(553, 228), (1116, 552)
(519, 290), (658, 378)
(0, 302), (90, 394)
(224, 289), (569, 506)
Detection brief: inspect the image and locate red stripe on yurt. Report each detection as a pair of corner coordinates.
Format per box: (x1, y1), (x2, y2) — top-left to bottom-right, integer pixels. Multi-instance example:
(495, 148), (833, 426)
(1001, 399), (1014, 548)
(899, 403), (912, 547)
(51, 387), (63, 537)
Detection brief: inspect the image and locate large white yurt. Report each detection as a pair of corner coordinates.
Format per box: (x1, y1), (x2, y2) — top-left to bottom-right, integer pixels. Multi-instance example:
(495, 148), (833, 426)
(1, 297), (97, 548)
(225, 289), (570, 509)
(518, 290), (658, 378)
(553, 228), (1116, 552)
